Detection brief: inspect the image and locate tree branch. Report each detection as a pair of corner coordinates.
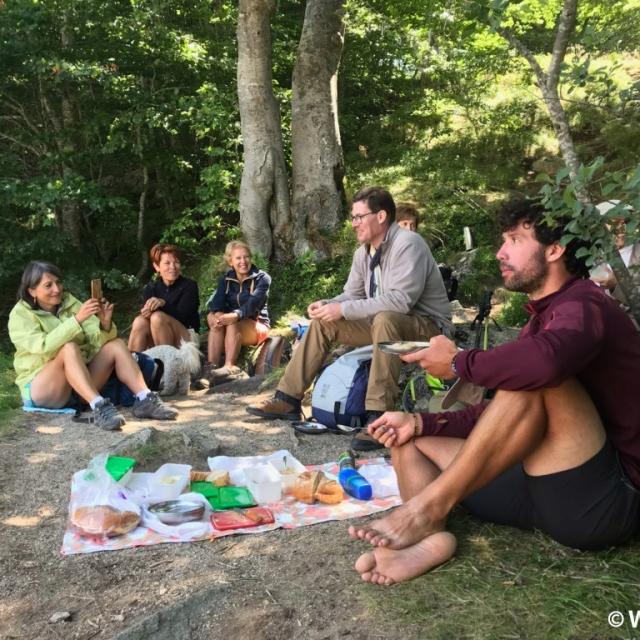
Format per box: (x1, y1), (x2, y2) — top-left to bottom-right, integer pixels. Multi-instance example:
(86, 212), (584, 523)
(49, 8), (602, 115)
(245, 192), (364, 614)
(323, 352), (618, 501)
(548, 0), (579, 90)
(495, 26), (547, 89)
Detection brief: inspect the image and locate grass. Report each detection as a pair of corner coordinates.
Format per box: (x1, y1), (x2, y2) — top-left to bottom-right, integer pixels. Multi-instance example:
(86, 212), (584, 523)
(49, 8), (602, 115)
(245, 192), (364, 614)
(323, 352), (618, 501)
(358, 509), (640, 639)
(0, 349), (20, 436)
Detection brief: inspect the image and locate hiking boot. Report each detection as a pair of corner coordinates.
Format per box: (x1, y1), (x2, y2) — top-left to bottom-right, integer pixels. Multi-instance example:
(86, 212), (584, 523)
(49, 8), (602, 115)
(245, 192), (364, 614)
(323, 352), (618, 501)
(132, 391), (178, 421)
(246, 391), (302, 421)
(91, 398), (126, 431)
(350, 411), (384, 451)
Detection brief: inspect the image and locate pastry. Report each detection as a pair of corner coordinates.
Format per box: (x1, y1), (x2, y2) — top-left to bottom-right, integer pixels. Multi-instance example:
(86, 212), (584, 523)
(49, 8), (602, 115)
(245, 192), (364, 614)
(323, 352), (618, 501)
(315, 477), (344, 505)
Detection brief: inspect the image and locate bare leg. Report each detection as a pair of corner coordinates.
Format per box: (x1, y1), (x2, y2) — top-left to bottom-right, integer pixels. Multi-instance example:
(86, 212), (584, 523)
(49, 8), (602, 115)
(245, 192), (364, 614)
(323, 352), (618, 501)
(207, 313), (224, 365)
(223, 323), (242, 367)
(128, 315), (152, 351)
(30, 342), (101, 407)
(149, 311), (190, 347)
(87, 339), (148, 394)
(353, 379), (606, 550)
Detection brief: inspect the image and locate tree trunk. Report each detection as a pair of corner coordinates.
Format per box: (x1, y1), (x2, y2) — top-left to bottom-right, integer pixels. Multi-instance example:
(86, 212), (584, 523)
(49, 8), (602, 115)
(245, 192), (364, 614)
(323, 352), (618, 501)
(290, 0), (346, 259)
(135, 123), (150, 280)
(237, 0), (291, 260)
(58, 10), (84, 247)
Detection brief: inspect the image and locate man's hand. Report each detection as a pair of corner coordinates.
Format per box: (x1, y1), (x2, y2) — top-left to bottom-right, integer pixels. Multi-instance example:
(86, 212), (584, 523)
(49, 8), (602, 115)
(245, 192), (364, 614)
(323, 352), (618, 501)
(368, 412), (418, 448)
(306, 300), (326, 317)
(401, 335), (458, 379)
(308, 301), (343, 322)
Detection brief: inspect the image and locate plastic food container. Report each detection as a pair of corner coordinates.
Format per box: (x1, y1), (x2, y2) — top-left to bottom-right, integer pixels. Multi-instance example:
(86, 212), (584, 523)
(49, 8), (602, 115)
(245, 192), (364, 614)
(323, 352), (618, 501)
(244, 463), (282, 504)
(105, 456), (136, 483)
(149, 463), (191, 501)
(148, 500), (205, 525)
(269, 454), (306, 494)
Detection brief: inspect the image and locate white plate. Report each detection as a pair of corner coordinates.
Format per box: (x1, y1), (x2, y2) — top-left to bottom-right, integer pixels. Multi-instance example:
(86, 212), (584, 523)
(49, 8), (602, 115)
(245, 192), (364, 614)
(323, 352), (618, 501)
(377, 341), (430, 355)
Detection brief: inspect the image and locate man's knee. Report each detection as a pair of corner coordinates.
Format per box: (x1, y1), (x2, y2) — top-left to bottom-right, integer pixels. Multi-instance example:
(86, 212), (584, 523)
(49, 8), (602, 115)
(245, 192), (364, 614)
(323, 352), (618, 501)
(370, 311), (406, 339)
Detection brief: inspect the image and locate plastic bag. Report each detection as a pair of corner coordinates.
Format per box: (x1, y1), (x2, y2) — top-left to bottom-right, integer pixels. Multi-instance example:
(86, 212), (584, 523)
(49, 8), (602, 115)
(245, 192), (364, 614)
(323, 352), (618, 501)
(68, 453), (141, 539)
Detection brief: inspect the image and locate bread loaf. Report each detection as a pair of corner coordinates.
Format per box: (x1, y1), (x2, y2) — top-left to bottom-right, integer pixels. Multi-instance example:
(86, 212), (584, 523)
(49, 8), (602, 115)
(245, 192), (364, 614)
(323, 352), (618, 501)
(71, 505), (140, 537)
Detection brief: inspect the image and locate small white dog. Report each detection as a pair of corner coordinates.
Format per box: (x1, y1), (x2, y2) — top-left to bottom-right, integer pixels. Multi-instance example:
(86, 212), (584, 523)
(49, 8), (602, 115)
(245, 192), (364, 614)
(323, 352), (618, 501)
(143, 335), (202, 396)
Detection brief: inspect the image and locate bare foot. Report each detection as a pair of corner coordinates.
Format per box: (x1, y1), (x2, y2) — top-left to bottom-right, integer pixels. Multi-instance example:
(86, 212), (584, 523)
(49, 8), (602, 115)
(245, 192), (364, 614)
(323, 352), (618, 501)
(354, 531), (457, 585)
(348, 502), (441, 549)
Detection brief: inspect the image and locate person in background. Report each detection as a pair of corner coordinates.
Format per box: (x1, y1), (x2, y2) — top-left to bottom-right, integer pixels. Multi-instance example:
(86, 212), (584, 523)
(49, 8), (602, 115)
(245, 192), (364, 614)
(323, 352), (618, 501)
(205, 240), (271, 381)
(590, 200), (639, 307)
(128, 243), (200, 351)
(396, 203), (419, 232)
(8, 261), (178, 430)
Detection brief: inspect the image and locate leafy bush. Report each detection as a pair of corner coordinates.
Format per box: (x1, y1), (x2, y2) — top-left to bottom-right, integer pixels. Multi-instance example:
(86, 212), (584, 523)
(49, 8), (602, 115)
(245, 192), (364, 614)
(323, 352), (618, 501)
(498, 291), (529, 327)
(456, 247), (502, 306)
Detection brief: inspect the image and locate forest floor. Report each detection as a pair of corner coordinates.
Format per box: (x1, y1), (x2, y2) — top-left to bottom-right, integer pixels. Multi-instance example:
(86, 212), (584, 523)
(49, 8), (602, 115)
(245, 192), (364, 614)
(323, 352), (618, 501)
(5, 304), (596, 640)
(0, 371), (438, 640)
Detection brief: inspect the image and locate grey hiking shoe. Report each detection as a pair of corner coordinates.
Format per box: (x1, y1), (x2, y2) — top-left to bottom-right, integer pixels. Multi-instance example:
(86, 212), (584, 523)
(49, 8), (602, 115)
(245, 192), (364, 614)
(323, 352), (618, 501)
(92, 399), (126, 431)
(132, 391), (178, 421)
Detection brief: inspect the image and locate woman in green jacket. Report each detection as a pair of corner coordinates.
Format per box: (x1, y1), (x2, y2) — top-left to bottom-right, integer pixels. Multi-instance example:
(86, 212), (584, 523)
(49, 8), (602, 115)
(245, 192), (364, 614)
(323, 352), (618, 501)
(8, 261), (178, 430)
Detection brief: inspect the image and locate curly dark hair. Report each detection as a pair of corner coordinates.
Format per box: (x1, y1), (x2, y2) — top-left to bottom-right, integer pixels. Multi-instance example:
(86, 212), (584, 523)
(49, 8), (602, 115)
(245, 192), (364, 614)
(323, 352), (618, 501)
(498, 199), (589, 277)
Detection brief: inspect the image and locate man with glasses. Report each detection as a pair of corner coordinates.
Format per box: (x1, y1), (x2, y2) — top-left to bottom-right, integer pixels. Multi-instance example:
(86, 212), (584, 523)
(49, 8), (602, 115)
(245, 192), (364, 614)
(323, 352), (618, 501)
(247, 186), (452, 450)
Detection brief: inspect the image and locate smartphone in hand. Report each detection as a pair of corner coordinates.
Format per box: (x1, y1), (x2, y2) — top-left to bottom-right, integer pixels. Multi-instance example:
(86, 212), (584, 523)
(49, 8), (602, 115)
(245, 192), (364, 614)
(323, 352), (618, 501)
(90, 278), (102, 300)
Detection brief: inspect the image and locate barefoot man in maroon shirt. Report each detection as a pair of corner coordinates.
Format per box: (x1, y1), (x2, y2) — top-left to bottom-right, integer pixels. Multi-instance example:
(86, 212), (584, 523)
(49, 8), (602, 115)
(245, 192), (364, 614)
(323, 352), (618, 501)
(349, 198), (640, 585)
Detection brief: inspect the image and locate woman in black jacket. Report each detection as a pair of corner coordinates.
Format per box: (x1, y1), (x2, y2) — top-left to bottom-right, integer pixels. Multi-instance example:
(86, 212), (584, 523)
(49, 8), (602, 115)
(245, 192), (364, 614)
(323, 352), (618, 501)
(128, 243), (200, 351)
(206, 240), (271, 380)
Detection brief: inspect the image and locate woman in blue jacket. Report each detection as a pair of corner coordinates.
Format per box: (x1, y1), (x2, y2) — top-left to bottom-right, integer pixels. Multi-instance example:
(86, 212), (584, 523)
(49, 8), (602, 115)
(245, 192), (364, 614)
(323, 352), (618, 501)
(206, 240), (271, 380)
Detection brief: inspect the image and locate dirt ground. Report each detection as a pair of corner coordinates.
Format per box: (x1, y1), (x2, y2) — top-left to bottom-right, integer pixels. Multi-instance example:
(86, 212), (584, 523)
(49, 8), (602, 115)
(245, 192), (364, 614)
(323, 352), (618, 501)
(0, 301), (519, 640)
(0, 374), (426, 640)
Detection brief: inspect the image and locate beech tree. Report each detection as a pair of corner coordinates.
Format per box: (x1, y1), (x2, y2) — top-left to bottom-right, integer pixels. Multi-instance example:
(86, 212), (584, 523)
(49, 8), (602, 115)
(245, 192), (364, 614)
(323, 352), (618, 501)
(237, 0), (292, 260)
(237, 0), (347, 260)
(290, 0), (346, 258)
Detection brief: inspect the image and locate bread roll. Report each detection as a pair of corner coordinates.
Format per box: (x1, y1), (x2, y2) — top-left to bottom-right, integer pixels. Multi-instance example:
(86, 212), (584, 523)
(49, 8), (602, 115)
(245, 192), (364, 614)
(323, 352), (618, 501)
(206, 470), (230, 487)
(291, 471), (320, 504)
(71, 505), (140, 537)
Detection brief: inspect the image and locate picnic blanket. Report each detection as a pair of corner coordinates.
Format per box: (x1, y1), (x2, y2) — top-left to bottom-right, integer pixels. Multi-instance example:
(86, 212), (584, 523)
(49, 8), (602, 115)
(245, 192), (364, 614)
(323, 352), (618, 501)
(61, 457), (401, 556)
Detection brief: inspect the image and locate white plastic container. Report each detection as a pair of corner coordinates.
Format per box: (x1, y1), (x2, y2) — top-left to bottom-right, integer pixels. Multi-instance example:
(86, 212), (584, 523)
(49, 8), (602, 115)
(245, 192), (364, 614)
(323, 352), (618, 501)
(148, 463), (191, 501)
(270, 454), (306, 494)
(244, 463), (282, 504)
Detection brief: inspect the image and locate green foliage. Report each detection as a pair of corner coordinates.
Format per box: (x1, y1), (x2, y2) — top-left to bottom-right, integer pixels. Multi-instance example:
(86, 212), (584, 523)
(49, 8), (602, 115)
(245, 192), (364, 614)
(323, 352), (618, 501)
(456, 247), (502, 306)
(0, 350), (21, 431)
(498, 291), (529, 327)
(538, 158), (640, 268)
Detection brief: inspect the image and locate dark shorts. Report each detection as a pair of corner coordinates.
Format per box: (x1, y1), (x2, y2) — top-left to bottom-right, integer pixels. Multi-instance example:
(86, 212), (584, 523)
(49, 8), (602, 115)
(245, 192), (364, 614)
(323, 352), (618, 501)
(461, 440), (640, 550)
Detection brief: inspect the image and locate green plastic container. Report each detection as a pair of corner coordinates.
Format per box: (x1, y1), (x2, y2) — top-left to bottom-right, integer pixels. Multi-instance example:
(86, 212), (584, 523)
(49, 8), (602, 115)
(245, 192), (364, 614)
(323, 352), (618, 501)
(106, 456), (136, 482)
(190, 482), (256, 510)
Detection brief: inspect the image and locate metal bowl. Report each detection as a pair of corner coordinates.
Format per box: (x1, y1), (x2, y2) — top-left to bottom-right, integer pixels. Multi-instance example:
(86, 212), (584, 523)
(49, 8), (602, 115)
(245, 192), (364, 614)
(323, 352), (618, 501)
(148, 500), (205, 525)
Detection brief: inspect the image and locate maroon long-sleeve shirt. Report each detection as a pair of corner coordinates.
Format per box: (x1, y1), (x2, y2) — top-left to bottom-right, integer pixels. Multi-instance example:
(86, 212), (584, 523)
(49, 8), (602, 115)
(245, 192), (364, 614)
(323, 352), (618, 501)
(420, 277), (640, 488)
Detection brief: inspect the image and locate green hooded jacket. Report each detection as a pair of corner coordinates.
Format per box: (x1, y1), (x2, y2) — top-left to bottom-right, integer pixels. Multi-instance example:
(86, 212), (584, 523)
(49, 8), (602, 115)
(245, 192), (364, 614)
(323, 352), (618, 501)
(8, 293), (117, 400)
